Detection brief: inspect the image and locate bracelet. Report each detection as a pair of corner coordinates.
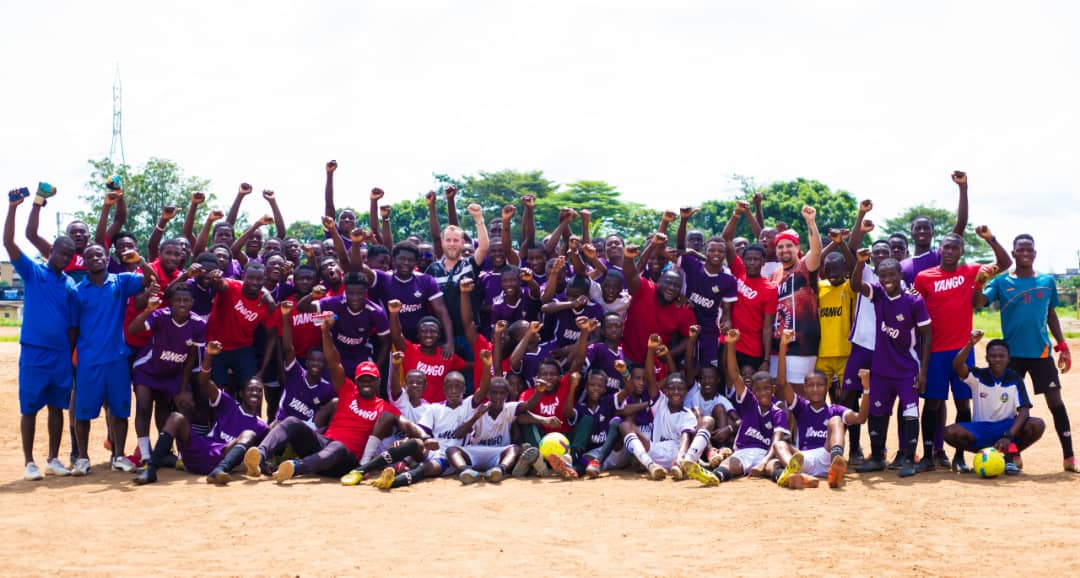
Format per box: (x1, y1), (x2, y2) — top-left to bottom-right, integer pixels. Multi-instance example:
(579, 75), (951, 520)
(1054, 342), (1070, 353)
(33, 195), (47, 207)
(155, 225), (166, 232)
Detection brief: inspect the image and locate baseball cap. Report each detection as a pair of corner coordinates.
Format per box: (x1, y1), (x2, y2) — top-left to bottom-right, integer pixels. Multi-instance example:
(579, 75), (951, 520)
(354, 361), (380, 379)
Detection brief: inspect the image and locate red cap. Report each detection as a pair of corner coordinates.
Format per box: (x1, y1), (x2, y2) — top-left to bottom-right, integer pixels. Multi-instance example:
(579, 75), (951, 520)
(354, 361), (380, 379)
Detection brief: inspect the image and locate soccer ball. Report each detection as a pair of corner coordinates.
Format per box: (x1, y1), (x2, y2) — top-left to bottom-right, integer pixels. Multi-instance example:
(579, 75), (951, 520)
(539, 433), (570, 459)
(973, 447), (1006, 478)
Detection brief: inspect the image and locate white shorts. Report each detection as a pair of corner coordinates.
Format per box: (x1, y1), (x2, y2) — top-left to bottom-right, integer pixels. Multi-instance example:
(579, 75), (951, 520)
(463, 445), (513, 469)
(770, 354), (818, 385)
(729, 447), (768, 474)
(801, 447), (832, 478)
(647, 440), (680, 469)
(426, 448), (458, 476)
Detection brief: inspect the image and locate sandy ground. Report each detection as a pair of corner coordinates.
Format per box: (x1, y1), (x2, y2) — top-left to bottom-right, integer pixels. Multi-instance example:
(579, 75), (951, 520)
(2, 340), (1079, 577)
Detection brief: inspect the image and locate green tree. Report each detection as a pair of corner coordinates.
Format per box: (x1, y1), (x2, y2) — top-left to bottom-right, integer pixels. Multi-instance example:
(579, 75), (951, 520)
(882, 204), (991, 263)
(434, 170), (559, 213)
(79, 157), (213, 253)
(285, 220), (326, 243)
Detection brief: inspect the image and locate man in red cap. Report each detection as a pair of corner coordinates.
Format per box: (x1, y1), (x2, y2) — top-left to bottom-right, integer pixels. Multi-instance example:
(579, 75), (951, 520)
(770, 205), (823, 394)
(244, 317), (430, 482)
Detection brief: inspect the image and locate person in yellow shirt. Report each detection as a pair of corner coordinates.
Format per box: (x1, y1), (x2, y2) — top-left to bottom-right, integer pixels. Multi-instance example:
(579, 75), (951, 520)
(816, 244), (856, 404)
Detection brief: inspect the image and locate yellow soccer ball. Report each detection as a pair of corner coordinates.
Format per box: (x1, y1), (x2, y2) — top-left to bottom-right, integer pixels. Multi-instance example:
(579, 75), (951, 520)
(539, 432), (570, 459)
(973, 447), (1006, 478)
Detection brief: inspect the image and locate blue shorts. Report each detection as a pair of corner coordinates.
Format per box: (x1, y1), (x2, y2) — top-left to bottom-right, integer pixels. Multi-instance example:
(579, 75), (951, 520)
(210, 346), (257, 388)
(19, 345), (73, 415)
(958, 419), (1013, 450)
(75, 358), (132, 420)
(923, 349), (974, 401)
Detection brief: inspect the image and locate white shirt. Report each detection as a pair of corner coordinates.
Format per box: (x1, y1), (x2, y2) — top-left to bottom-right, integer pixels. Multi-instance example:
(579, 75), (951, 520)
(649, 392), (697, 443)
(467, 401), (521, 447)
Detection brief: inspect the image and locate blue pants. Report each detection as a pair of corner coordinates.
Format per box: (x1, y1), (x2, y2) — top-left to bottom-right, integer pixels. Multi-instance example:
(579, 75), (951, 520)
(75, 358), (132, 420)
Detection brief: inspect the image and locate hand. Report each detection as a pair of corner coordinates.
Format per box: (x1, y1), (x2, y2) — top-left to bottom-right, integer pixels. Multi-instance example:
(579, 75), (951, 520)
(651, 232), (668, 246)
(575, 316), (590, 330)
(680, 206), (699, 220)
(326, 160), (338, 173)
(279, 301), (294, 316)
(158, 205), (177, 221)
(688, 325), (701, 340)
(501, 205), (515, 221)
(828, 229), (843, 243)
(370, 187), (385, 201)
(380, 205), (391, 220)
(147, 281), (162, 298)
(387, 299), (402, 315)
(580, 209), (591, 220)
(191, 191), (206, 205)
(572, 294), (589, 309)
(349, 229), (367, 244)
(184, 263), (204, 279)
(459, 278), (475, 293)
(425, 191), (437, 207)
(8, 189), (26, 207)
(951, 171), (967, 185)
(206, 341), (223, 356)
(856, 248), (871, 263)
(494, 320), (508, 335)
(238, 183), (253, 196)
(527, 321), (543, 335)
(262, 189), (275, 201)
(310, 285), (327, 300)
(208, 209), (225, 222)
(391, 351), (405, 366)
(121, 250), (142, 264)
(479, 348), (493, 366)
(521, 195), (535, 209)
(994, 437), (1011, 454)
(861, 219), (875, 233)
(661, 210), (677, 223)
(146, 295), (162, 311)
(624, 245), (641, 260)
(858, 368), (871, 391)
(752, 192), (764, 206)
(519, 267), (534, 282)
(568, 236), (581, 252)
(321, 215), (336, 231)
(726, 329), (740, 342)
(581, 243), (597, 260)
(970, 330), (985, 345)
(916, 372), (927, 394)
(801, 205), (817, 222)
(467, 203), (483, 220)
(444, 185), (457, 200)
(614, 359), (628, 374)
(655, 344), (669, 358)
(258, 214), (274, 227)
(781, 329), (795, 346)
(541, 416), (563, 429)
(441, 339), (455, 360)
(975, 264), (999, 285)
(647, 333), (662, 349)
(1058, 346), (1071, 374)
(975, 225), (993, 241)
(570, 372), (581, 386)
(860, 199), (873, 212)
(317, 312), (336, 330)
(735, 200), (751, 215)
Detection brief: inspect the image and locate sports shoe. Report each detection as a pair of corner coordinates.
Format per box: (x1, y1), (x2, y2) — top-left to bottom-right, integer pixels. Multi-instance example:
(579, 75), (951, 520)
(648, 463), (667, 480)
(512, 444), (538, 477)
(459, 468), (480, 485)
(532, 453), (551, 477)
(669, 463), (685, 481)
(915, 455), (935, 473)
(372, 467), (396, 490)
(952, 455), (972, 474)
(174, 457), (186, 471)
(1004, 462), (1021, 476)
(484, 466), (505, 483)
(71, 458), (91, 476)
(934, 451), (952, 470)
(855, 458), (884, 473)
(585, 459), (601, 479)
(132, 467), (157, 485)
(128, 447), (143, 468)
(898, 457), (917, 478)
(273, 459), (296, 483)
(158, 452), (179, 469)
(205, 467), (231, 485)
(45, 458), (71, 477)
(546, 454), (578, 479)
(847, 448), (865, 468)
(24, 462), (43, 481)
(1009, 443), (1021, 469)
(243, 447), (263, 478)
(887, 451), (905, 470)
(339, 468), (364, 486)
(111, 456), (137, 473)
(681, 460), (719, 487)
(1064, 457), (1079, 473)
(707, 447), (732, 469)
(828, 455), (848, 489)
(776, 452), (804, 488)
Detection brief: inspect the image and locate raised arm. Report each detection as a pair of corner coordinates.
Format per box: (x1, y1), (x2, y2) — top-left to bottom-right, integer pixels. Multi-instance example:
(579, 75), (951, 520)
(386, 299), (407, 352)
(951, 171), (969, 236)
(226, 183), (253, 227)
(198, 340), (225, 403)
(544, 209), (576, 257)
(509, 321), (542, 372)
(389, 351), (405, 400)
(725, 329), (744, 398)
(231, 215), (274, 268)
(474, 349), (493, 403)
(4, 193), (24, 260)
(126, 294), (162, 335)
(279, 301), (296, 366)
(563, 372), (582, 422)
(192, 208), (225, 257)
(320, 316), (346, 391)
(847, 199), (874, 252)
(181, 191), (204, 247)
(519, 195), (536, 262)
(801, 205), (822, 272)
(540, 255), (566, 304)
(147, 205), (177, 261)
(851, 249), (873, 298)
(952, 330), (981, 380)
(368, 187), (384, 244)
(320, 216), (350, 272)
(975, 225), (1012, 273)
(846, 369), (872, 426)
(263, 189), (286, 239)
(684, 325), (700, 386)
(569, 317), (597, 374)
(25, 198), (53, 257)
(492, 320), (508, 377)
(752, 192), (765, 229)
(644, 335), (664, 401)
(579, 209), (592, 247)
(676, 207), (697, 252)
(444, 185), (459, 228)
(324, 160), (338, 221)
(426, 191), (443, 258)
(501, 205), (520, 266)
(94, 193), (116, 247)
(579, 242), (606, 280)
(658, 210), (677, 237)
(776, 329), (795, 406)
(379, 204), (394, 248)
(467, 203), (488, 265)
(459, 278), (479, 346)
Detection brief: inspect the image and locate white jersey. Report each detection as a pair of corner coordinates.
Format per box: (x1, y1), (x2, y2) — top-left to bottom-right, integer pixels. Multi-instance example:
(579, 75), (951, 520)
(686, 383), (734, 415)
(390, 388), (432, 432)
(850, 267), (880, 350)
(467, 401), (521, 447)
(649, 392), (697, 444)
(427, 395), (479, 449)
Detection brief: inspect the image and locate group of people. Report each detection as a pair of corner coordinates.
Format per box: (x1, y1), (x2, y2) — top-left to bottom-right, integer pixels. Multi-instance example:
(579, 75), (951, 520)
(8, 163), (1074, 491)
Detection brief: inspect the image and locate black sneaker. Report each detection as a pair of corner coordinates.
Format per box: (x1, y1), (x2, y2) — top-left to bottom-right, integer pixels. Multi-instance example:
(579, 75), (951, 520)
(934, 451), (952, 469)
(132, 468), (157, 485)
(158, 452), (179, 469)
(952, 455), (972, 474)
(855, 459), (885, 473)
(915, 455), (935, 472)
(848, 448), (865, 467)
(887, 451), (905, 470)
(898, 458), (917, 478)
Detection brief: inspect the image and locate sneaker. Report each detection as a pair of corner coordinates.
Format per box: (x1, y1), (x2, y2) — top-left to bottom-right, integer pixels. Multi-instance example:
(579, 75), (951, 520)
(512, 444), (538, 477)
(887, 451), (905, 470)
(546, 454), (578, 479)
(952, 455), (972, 474)
(827, 455), (848, 489)
(339, 468), (365, 486)
(459, 468), (480, 485)
(898, 458), (917, 478)
(776, 452), (804, 488)
(855, 458), (885, 473)
(915, 455), (935, 473)
(1004, 462), (1021, 476)
(934, 451), (952, 470)
(707, 447), (732, 469)
(648, 463), (667, 480)
(24, 462), (43, 481)
(484, 467), (505, 483)
(71, 458), (91, 477)
(174, 457), (186, 471)
(132, 467), (157, 485)
(532, 453), (551, 477)
(1064, 457), (1080, 473)
(45, 458), (71, 477)
(273, 459), (296, 483)
(585, 459), (601, 479)
(205, 467), (231, 485)
(372, 467), (396, 490)
(243, 447), (263, 478)
(681, 460), (719, 487)
(1012, 452), (1023, 470)
(129, 447), (143, 468)
(111, 456), (137, 473)
(847, 449), (865, 468)
(158, 452), (179, 469)
(669, 463), (685, 481)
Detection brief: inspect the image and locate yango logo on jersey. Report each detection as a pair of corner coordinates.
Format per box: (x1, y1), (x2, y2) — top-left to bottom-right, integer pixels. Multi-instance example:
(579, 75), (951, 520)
(736, 278), (758, 300)
(933, 275), (967, 292)
(348, 399), (379, 421)
(233, 299), (259, 322)
(804, 428), (828, 440)
(159, 350), (188, 364)
(688, 292), (716, 310)
(539, 400), (559, 415)
(880, 320), (900, 339)
(415, 361), (448, 377)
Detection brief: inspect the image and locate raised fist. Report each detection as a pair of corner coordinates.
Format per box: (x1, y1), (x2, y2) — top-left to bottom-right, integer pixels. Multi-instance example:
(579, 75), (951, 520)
(648, 334), (662, 349)
(425, 191), (437, 207)
(104, 192), (119, 207)
(161, 205), (177, 220)
(860, 199), (873, 212)
(208, 209), (225, 222)
(661, 210), (677, 223)
(370, 188), (385, 201)
(951, 171), (967, 185)
(970, 329), (985, 345)
(680, 207), (699, 219)
(521, 195), (535, 209)
(239, 183), (253, 195)
(459, 278), (475, 293)
(444, 185), (457, 200)
(466, 203), (483, 219)
(781, 329), (795, 345)
(614, 359), (628, 374)
(262, 189), (275, 201)
(258, 214), (274, 227)
(519, 268), (534, 282)
(279, 301), (294, 316)
(479, 348), (493, 365)
(321, 215), (336, 231)
(191, 191), (206, 205)
(502, 205), (516, 221)
(121, 250), (142, 264)
(392, 351), (405, 365)
(206, 341), (223, 356)
(147, 295), (162, 311)
(726, 328), (740, 342)
(801, 205), (817, 221)
(380, 205), (391, 220)
(651, 232), (668, 246)
(528, 321), (543, 334)
(349, 229), (367, 244)
(386, 299), (402, 314)
(310, 285), (327, 300)
(494, 320), (508, 334)
(624, 245), (641, 260)
(975, 225), (993, 240)
(856, 248), (871, 263)
(688, 325), (700, 338)
(326, 160), (338, 173)
(861, 219), (875, 233)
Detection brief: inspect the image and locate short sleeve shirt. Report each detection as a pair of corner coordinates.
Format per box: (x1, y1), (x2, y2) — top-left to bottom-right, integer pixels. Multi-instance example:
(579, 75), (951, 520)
(914, 264), (981, 352)
(13, 253), (78, 352)
(74, 272), (146, 364)
(983, 273), (1059, 359)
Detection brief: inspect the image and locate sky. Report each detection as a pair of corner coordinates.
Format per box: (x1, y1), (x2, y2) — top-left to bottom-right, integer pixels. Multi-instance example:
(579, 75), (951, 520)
(1, 1), (1077, 270)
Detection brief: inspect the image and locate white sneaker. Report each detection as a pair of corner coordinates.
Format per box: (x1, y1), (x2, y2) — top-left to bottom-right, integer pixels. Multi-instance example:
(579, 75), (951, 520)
(111, 456), (137, 473)
(45, 458), (71, 477)
(24, 462), (43, 481)
(71, 458), (91, 476)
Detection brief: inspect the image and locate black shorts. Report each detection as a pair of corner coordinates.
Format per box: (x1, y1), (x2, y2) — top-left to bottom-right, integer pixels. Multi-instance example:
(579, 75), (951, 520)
(1008, 357), (1061, 395)
(735, 352), (765, 372)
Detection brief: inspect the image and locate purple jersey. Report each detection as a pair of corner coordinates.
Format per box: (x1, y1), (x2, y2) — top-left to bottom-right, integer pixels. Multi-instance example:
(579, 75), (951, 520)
(275, 359), (336, 423)
(573, 394), (618, 450)
(680, 254), (738, 331)
(790, 394), (848, 451)
(369, 270), (442, 341)
(317, 296), (390, 365)
(869, 284), (931, 379)
(208, 390), (268, 444)
(584, 342), (625, 393)
(616, 392), (654, 436)
(546, 301), (605, 348)
(131, 309), (207, 393)
(491, 292), (540, 327)
(270, 281), (296, 303)
(732, 389), (789, 451)
(107, 257), (127, 275)
(186, 279), (216, 317)
(515, 341), (559, 388)
(900, 249), (940, 287)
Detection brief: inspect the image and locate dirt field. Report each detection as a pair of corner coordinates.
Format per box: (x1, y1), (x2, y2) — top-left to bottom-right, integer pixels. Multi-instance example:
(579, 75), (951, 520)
(2, 340), (1078, 577)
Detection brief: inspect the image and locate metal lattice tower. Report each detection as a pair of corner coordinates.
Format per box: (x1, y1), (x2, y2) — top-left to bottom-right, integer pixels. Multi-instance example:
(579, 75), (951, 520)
(109, 65), (126, 166)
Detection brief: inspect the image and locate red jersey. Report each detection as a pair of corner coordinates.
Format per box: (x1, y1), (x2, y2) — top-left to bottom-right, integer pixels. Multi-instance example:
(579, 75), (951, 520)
(275, 302), (323, 360)
(324, 380), (400, 458)
(729, 255), (779, 358)
(913, 264), (981, 352)
(207, 278), (278, 351)
(472, 333), (494, 395)
(622, 278), (696, 364)
(402, 340), (467, 403)
(64, 253), (86, 275)
(519, 374), (573, 434)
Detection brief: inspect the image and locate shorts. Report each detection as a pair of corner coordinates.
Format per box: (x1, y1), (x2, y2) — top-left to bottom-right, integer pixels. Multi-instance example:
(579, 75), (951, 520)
(770, 354), (818, 385)
(75, 359), (132, 420)
(815, 356), (848, 383)
(647, 440), (680, 469)
(132, 367), (185, 398)
(19, 345), (73, 415)
(696, 328), (721, 368)
(1009, 357), (1061, 395)
(729, 447), (768, 474)
(427, 448), (456, 475)
(801, 446), (832, 478)
(869, 374), (920, 417)
(210, 346), (257, 389)
(841, 344), (873, 392)
(463, 444), (513, 469)
(735, 352), (765, 372)
(924, 349), (974, 401)
(957, 419), (1014, 450)
(179, 430), (228, 475)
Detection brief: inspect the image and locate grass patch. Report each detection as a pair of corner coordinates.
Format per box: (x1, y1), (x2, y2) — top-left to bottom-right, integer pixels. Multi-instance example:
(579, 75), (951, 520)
(971, 310), (1003, 338)
(0, 336), (18, 342)
(0, 319), (20, 327)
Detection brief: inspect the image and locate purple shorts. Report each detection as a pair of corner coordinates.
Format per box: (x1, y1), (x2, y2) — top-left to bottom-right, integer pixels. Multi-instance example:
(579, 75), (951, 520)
(696, 327), (721, 368)
(179, 429), (227, 475)
(841, 344), (873, 392)
(869, 374), (919, 417)
(132, 368), (184, 398)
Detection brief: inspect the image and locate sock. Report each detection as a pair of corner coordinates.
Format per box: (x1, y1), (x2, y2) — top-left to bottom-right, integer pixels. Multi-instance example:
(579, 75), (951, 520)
(713, 466), (731, 482)
(934, 409), (946, 453)
(216, 444), (247, 473)
(392, 465), (427, 488)
(360, 436), (382, 466)
(138, 437), (152, 461)
(148, 432), (174, 472)
(1050, 404), (1074, 459)
(868, 414), (888, 461)
(829, 444), (844, 461)
(595, 418), (622, 465)
(770, 468), (783, 483)
(361, 439), (420, 473)
(920, 406), (938, 461)
(901, 417), (919, 458)
(684, 429), (711, 463)
(624, 433), (654, 468)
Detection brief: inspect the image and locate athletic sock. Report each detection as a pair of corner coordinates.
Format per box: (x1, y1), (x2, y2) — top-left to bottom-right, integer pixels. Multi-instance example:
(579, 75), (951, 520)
(360, 436), (382, 465)
(829, 444), (844, 461)
(148, 432), (174, 473)
(623, 433), (654, 468)
(934, 409), (946, 453)
(392, 465), (427, 488)
(595, 418), (622, 465)
(683, 429), (711, 463)
(138, 437), (152, 461)
(1050, 404), (1074, 459)
(868, 414), (888, 461)
(901, 417), (919, 458)
(361, 439), (419, 473)
(216, 444), (247, 472)
(920, 406), (938, 460)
